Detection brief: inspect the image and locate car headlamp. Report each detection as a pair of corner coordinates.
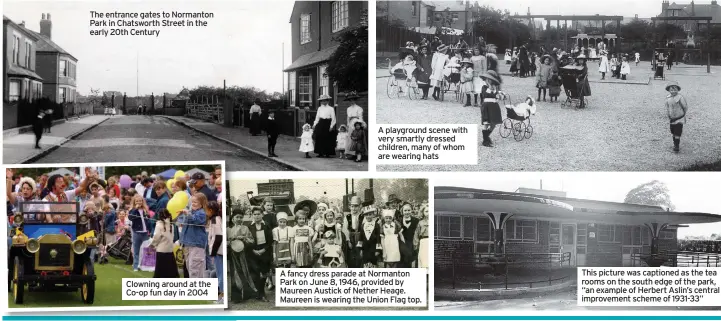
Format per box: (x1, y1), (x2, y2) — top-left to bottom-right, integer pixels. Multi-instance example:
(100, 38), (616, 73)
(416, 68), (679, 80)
(26, 238), (40, 253)
(71, 239), (87, 254)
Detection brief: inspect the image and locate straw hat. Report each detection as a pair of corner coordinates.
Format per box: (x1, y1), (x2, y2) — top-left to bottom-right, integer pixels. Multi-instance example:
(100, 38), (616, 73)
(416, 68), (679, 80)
(318, 94), (332, 101)
(665, 81), (681, 92)
(437, 44), (449, 53)
(480, 70), (502, 85)
(345, 91), (360, 100)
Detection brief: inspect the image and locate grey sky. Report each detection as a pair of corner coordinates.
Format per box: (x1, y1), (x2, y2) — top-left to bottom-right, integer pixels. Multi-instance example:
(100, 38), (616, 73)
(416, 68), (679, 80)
(4, 0), (293, 96)
(438, 172), (721, 238)
(475, 0), (664, 18)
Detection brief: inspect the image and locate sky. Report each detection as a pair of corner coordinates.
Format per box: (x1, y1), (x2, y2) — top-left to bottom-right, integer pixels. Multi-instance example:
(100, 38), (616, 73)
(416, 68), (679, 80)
(438, 172), (721, 238)
(474, 0), (663, 18)
(4, 0), (294, 96)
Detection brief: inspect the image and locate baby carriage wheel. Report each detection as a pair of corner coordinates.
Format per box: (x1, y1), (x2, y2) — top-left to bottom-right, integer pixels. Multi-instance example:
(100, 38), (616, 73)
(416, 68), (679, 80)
(524, 123), (533, 139)
(408, 82), (420, 100)
(386, 77), (399, 99)
(513, 121), (526, 142)
(500, 118), (512, 138)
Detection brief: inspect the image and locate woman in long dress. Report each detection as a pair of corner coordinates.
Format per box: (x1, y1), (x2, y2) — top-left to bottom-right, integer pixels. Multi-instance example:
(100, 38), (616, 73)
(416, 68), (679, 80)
(228, 214), (258, 302)
(414, 45), (433, 100)
(312, 95), (336, 158)
(249, 100), (262, 136)
(344, 92), (364, 158)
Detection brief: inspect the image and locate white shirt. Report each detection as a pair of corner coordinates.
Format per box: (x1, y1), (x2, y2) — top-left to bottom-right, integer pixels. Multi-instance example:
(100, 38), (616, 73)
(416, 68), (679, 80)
(137, 210), (148, 233)
(135, 184), (146, 197)
(250, 104), (261, 114)
(346, 104), (363, 128)
(313, 105), (336, 128)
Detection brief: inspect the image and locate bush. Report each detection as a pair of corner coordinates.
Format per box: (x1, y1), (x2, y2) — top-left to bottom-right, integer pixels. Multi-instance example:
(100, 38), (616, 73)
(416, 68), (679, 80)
(16, 98), (63, 127)
(327, 23), (369, 93)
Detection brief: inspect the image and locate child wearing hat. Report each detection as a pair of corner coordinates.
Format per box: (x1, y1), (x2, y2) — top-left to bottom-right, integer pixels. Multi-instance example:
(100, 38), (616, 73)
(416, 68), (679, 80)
(292, 212), (315, 268)
(460, 58), (475, 107)
(479, 70), (505, 147)
(380, 209), (403, 268)
(665, 81), (688, 152)
(536, 56), (552, 101)
(336, 125), (348, 159)
(318, 230), (345, 268)
(272, 212), (294, 268)
(620, 56), (631, 80)
(299, 124), (314, 158)
(359, 206), (382, 268)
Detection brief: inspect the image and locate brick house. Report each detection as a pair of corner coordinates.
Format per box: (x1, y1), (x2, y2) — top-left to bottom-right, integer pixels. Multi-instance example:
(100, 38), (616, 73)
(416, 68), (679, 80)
(284, 1), (368, 110)
(378, 1), (473, 32)
(659, 0), (721, 30)
(31, 13), (78, 105)
(434, 186), (721, 270)
(3, 16), (44, 129)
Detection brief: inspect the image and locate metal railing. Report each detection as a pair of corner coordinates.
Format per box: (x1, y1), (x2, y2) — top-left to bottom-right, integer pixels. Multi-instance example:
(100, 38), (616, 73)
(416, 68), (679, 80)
(442, 251), (574, 290)
(630, 251), (721, 267)
(186, 103), (223, 124)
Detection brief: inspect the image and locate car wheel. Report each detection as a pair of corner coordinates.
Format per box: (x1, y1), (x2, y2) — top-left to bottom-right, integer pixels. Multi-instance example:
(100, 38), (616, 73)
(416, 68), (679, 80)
(13, 256), (24, 304)
(80, 259), (95, 304)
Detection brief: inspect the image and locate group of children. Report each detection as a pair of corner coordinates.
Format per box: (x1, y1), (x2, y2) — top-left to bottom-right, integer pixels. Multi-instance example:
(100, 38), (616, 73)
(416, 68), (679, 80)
(598, 51), (632, 80)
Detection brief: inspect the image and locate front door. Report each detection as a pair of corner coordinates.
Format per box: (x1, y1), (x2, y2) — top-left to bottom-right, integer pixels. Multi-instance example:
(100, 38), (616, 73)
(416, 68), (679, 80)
(561, 224), (577, 267)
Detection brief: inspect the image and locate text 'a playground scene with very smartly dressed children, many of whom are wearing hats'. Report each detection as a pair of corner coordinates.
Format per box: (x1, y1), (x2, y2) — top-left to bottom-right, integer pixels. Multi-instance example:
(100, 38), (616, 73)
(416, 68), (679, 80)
(225, 179), (429, 310)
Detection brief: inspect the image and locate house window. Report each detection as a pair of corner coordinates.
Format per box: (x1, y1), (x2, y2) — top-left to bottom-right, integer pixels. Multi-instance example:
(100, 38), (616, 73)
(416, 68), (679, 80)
(288, 71), (296, 106)
(318, 65), (329, 96)
(505, 219), (538, 242)
(13, 35), (20, 64)
(298, 73), (312, 104)
(622, 226), (643, 246)
(476, 216), (492, 241)
(60, 60), (68, 77)
(9, 80), (20, 101)
(412, 2), (417, 16)
(452, 12), (459, 21)
(598, 224), (621, 243)
(59, 87), (67, 103)
(660, 230), (676, 240)
(300, 14), (311, 44)
(24, 41), (32, 68)
(437, 215), (461, 238)
(331, 1), (349, 33)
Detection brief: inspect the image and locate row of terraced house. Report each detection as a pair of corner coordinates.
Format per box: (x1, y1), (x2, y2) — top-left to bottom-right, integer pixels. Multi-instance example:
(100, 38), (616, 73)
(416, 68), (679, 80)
(3, 13), (78, 129)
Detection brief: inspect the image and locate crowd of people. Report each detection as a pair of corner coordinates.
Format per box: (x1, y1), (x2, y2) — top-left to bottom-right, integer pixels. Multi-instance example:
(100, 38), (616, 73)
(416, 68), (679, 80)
(246, 95), (368, 163)
(6, 166), (226, 304)
(227, 194), (429, 303)
(677, 239), (721, 253)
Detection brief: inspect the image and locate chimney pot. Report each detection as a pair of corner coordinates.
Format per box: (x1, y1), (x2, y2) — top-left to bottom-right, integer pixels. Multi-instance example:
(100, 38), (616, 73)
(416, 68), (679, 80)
(47, 13), (51, 20)
(42, 13), (45, 19)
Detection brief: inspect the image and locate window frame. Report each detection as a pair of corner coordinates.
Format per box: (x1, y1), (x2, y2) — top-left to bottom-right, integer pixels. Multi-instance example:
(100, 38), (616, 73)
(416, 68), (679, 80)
(59, 87), (67, 103)
(436, 215), (462, 239)
(300, 14), (312, 45)
(331, 1), (349, 33)
(60, 60), (68, 77)
(597, 224), (622, 243)
(318, 65), (329, 97)
(24, 40), (32, 68)
(505, 219), (538, 243)
(9, 80), (21, 102)
(13, 35), (21, 64)
(298, 73), (312, 105)
(288, 71), (296, 106)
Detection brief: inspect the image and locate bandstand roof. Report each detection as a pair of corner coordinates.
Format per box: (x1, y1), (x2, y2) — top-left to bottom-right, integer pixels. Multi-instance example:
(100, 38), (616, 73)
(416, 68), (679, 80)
(435, 186), (721, 225)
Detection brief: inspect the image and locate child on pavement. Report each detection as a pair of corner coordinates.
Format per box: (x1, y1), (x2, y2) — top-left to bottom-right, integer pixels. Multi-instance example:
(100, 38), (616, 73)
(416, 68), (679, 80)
(299, 124), (314, 158)
(665, 81), (688, 153)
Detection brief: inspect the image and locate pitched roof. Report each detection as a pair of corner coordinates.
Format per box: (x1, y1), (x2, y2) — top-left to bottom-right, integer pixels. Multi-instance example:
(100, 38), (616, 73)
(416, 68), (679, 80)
(26, 29), (77, 61)
(422, 1), (467, 12)
(6, 64), (43, 81)
(3, 16), (40, 40)
(665, 2), (721, 23)
(284, 45), (339, 72)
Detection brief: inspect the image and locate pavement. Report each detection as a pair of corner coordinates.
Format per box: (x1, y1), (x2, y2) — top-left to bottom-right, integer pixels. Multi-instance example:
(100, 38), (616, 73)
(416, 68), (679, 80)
(160, 116), (368, 172)
(376, 61), (721, 171)
(3, 115), (111, 164)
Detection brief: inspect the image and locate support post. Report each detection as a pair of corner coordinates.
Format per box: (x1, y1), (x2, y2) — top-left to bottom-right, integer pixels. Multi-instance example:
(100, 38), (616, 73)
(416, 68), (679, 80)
(708, 20), (712, 74)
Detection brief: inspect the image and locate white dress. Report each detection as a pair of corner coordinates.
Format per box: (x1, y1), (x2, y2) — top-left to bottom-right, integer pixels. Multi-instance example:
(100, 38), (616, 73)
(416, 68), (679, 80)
(381, 222), (401, 263)
(430, 52), (449, 86)
(621, 62), (631, 75)
(598, 55), (610, 73)
(299, 131), (314, 152)
(635, 53), (640, 63)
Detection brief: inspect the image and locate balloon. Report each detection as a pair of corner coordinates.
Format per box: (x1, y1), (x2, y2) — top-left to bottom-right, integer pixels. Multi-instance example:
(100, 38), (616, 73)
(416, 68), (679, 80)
(167, 192), (189, 219)
(166, 179), (176, 190)
(173, 170), (185, 179)
(119, 175), (132, 189)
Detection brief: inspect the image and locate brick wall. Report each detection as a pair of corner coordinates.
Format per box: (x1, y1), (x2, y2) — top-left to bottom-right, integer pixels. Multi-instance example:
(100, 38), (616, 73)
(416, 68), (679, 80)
(3, 101), (18, 129)
(335, 91), (369, 128)
(435, 239), (474, 270)
(506, 220), (550, 253)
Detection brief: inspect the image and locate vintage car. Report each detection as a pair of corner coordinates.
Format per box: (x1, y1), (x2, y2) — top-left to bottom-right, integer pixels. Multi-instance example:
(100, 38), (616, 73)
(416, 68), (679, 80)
(8, 201), (97, 304)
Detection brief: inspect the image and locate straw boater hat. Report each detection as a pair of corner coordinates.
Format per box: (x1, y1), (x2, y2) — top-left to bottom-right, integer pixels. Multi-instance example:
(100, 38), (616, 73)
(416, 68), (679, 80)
(318, 94), (332, 102)
(276, 212), (288, 222)
(480, 70), (502, 85)
(345, 91), (360, 100)
(665, 81), (681, 92)
(437, 44), (449, 53)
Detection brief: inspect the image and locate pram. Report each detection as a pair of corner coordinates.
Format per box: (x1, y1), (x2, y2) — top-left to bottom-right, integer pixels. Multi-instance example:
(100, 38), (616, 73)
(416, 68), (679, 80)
(560, 66), (589, 109)
(499, 94), (535, 142)
(440, 60), (462, 102)
(106, 229), (132, 262)
(387, 49), (420, 100)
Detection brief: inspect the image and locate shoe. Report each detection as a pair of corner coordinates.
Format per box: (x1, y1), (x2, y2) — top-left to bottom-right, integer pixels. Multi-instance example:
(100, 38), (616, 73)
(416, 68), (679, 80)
(305, 155), (311, 158)
(133, 268), (139, 272)
(268, 153), (273, 157)
(272, 153), (279, 157)
(256, 297), (269, 302)
(673, 146), (680, 153)
(35, 145), (41, 149)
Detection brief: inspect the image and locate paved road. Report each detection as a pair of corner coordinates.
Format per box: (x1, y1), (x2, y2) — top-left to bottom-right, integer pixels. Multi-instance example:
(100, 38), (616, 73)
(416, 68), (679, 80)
(33, 116), (290, 171)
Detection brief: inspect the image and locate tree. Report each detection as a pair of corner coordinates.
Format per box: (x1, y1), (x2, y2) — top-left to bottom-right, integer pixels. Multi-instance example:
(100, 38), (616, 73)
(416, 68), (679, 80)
(326, 14), (368, 93)
(624, 180), (676, 211)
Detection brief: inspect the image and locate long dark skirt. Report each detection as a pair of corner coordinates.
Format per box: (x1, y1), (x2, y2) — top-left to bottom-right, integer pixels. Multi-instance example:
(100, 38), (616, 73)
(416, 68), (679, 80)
(481, 102), (503, 125)
(229, 250), (258, 302)
(153, 252), (180, 278)
(249, 113), (261, 135)
(313, 118), (335, 156)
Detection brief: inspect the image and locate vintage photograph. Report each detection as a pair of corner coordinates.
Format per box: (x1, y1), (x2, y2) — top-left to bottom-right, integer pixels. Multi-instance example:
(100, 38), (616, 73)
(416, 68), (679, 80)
(3, 0), (369, 171)
(433, 173), (721, 310)
(6, 163), (225, 308)
(376, 0), (721, 171)
(224, 178), (429, 310)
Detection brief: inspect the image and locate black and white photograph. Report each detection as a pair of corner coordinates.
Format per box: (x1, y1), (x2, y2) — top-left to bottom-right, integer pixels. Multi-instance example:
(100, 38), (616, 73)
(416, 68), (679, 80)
(224, 178), (429, 310)
(376, 0), (721, 171)
(433, 172), (721, 310)
(3, 0), (369, 171)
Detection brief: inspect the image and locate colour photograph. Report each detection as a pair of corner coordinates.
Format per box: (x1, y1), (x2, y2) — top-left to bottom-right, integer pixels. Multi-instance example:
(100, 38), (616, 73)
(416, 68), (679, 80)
(6, 162), (225, 309)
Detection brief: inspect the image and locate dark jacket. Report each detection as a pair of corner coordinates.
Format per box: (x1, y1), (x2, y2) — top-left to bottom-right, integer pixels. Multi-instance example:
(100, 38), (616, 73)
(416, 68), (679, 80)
(265, 118), (279, 137)
(128, 208), (151, 233)
(198, 185), (216, 202)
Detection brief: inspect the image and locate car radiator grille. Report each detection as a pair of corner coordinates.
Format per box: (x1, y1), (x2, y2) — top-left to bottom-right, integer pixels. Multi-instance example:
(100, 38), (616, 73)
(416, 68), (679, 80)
(38, 244), (72, 267)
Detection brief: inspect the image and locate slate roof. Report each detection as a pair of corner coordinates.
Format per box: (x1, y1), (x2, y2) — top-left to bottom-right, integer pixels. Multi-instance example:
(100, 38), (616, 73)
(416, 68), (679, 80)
(284, 45), (339, 72)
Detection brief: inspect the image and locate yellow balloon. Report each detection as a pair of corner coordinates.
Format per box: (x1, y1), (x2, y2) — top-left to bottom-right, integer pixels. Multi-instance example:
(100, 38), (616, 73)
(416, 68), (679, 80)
(166, 193), (188, 219)
(166, 179), (176, 190)
(174, 170), (185, 179)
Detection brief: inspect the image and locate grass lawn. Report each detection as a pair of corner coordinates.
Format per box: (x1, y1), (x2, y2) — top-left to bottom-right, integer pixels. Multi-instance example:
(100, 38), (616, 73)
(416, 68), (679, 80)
(8, 258), (216, 308)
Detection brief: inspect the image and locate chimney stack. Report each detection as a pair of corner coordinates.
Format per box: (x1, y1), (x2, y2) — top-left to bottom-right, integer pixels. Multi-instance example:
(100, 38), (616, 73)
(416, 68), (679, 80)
(19, 21), (25, 27)
(40, 12), (52, 39)
(713, 0), (718, 6)
(662, 0), (670, 17)
(692, 1), (695, 15)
